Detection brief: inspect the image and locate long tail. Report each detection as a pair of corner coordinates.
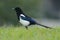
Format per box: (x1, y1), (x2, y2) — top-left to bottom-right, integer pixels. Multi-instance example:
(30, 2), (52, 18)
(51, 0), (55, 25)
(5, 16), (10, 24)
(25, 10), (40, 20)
(36, 23), (52, 29)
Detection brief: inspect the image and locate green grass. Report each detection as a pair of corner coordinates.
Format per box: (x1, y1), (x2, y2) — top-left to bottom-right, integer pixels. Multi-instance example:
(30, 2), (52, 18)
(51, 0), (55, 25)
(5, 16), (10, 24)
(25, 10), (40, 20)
(0, 25), (60, 40)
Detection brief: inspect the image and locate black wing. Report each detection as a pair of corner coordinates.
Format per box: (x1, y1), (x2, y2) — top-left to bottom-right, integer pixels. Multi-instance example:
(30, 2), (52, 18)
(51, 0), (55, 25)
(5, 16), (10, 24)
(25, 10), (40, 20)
(21, 16), (37, 25)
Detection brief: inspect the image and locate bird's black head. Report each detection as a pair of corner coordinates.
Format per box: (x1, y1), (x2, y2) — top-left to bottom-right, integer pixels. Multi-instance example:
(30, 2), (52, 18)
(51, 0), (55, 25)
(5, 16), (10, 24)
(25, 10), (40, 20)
(13, 7), (23, 21)
(14, 7), (23, 13)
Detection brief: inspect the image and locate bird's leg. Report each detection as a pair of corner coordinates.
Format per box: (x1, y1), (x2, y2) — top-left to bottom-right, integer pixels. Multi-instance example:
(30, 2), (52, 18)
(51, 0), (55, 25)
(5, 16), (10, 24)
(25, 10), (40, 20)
(25, 26), (28, 30)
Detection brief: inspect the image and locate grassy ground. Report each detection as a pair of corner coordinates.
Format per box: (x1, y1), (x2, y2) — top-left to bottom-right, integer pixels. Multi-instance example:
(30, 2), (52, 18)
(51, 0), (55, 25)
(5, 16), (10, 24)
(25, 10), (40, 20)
(0, 25), (60, 40)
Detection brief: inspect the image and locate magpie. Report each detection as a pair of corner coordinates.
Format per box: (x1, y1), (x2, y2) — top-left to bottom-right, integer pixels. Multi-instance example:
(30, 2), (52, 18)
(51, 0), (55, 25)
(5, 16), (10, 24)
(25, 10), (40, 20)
(13, 7), (52, 29)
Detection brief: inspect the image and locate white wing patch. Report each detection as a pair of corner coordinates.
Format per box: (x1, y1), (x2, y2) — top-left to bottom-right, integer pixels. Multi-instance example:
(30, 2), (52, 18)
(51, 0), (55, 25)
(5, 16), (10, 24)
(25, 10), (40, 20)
(20, 14), (25, 17)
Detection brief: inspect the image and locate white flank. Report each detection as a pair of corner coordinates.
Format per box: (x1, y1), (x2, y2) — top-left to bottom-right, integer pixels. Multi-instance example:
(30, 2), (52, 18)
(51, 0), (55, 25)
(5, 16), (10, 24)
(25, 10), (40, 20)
(19, 17), (30, 26)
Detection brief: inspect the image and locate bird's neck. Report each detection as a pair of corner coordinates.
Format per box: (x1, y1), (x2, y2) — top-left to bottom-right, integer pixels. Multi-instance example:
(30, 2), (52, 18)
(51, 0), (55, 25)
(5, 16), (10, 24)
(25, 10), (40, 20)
(16, 12), (25, 21)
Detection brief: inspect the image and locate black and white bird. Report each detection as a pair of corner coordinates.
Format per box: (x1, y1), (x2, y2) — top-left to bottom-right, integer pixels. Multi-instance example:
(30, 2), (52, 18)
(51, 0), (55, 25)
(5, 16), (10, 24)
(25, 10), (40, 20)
(13, 7), (51, 29)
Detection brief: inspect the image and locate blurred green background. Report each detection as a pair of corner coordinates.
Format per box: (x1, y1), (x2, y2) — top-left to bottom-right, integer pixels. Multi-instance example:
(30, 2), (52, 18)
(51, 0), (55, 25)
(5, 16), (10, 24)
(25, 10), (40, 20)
(0, 0), (60, 25)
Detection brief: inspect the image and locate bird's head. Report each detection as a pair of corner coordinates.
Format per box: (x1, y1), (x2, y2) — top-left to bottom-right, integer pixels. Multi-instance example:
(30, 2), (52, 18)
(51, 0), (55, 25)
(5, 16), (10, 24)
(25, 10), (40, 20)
(12, 7), (24, 20)
(12, 7), (23, 13)
(15, 7), (21, 10)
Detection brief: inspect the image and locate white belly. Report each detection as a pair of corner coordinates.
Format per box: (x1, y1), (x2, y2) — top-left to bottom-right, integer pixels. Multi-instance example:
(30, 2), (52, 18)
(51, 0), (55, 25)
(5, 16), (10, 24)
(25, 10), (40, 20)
(19, 18), (30, 26)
